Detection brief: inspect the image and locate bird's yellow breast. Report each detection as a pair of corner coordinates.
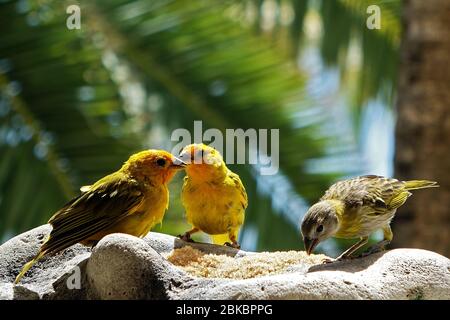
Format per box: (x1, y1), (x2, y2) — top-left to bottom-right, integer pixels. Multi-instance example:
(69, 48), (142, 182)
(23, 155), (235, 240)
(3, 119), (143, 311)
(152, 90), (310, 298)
(335, 206), (395, 239)
(124, 185), (169, 237)
(182, 178), (244, 235)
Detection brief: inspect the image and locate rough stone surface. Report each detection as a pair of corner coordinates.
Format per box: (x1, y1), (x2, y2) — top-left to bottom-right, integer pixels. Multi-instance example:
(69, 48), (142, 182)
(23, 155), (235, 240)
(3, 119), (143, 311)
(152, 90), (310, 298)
(1, 225), (449, 300)
(86, 234), (190, 299)
(0, 224), (91, 299)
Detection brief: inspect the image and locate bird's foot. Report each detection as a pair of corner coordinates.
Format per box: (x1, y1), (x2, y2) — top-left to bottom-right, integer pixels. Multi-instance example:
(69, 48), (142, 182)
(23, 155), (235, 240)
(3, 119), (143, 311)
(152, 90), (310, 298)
(320, 256), (351, 264)
(321, 257), (336, 264)
(224, 242), (240, 249)
(177, 233), (195, 243)
(359, 240), (390, 257)
(327, 253), (356, 263)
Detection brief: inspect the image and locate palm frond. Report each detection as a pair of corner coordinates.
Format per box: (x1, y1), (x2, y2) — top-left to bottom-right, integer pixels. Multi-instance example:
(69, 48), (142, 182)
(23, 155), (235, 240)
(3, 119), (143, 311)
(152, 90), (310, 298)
(0, 0), (141, 236)
(320, 0), (400, 119)
(0, 0), (355, 251)
(88, 0), (341, 200)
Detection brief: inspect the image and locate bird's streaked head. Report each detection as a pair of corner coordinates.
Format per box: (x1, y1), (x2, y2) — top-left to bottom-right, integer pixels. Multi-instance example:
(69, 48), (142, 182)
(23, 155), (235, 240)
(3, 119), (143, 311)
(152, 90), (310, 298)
(301, 200), (340, 255)
(124, 149), (186, 183)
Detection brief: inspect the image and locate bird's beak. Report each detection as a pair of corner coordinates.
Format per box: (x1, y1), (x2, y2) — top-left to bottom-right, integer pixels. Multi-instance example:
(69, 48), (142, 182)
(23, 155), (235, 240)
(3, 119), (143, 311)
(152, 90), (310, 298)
(303, 237), (319, 255)
(171, 156), (187, 169)
(178, 152), (190, 164)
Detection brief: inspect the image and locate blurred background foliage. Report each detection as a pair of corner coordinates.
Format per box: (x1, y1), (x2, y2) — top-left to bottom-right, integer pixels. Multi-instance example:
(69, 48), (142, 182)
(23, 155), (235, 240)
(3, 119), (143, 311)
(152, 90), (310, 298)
(0, 0), (401, 254)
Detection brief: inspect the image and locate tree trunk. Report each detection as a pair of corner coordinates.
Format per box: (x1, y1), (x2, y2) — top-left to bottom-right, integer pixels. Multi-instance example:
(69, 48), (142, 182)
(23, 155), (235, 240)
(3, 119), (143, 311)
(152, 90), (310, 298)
(393, 0), (450, 256)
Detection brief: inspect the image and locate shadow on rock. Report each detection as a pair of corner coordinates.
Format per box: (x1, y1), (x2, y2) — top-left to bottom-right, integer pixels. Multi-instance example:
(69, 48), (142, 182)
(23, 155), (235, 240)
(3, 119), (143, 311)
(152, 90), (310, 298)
(173, 238), (243, 258)
(307, 251), (387, 273)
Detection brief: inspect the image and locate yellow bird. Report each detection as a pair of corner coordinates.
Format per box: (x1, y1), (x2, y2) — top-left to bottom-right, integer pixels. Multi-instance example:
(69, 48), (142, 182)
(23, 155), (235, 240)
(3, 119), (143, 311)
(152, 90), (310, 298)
(15, 150), (185, 284)
(301, 175), (438, 260)
(178, 144), (247, 248)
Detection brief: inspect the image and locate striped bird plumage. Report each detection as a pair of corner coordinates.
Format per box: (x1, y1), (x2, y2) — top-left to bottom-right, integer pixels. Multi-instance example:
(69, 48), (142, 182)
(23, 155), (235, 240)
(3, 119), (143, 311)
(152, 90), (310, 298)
(43, 172), (145, 255)
(15, 149), (185, 284)
(322, 175), (437, 238)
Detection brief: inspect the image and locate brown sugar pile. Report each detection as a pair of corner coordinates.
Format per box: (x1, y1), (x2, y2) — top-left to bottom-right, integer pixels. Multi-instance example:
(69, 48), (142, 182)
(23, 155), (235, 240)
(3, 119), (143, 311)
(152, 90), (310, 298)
(165, 246), (327, 279)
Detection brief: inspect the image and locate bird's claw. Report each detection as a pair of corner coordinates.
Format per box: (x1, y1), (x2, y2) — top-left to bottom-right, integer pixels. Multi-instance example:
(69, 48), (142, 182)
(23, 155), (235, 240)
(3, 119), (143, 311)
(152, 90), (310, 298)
(224, 242), (240, 249)
(360, 244), (387, 257)
(357, 240), (390, 258)
(177, 233), (195, 243)
(321, 255), (351, 264)
(321, 257), (335, 264)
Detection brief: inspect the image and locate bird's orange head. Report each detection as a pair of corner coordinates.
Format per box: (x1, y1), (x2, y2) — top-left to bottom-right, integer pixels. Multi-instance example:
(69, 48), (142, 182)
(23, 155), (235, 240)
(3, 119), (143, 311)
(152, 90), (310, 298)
(179, 143), (226, 181)
(122, 149), (186, 184)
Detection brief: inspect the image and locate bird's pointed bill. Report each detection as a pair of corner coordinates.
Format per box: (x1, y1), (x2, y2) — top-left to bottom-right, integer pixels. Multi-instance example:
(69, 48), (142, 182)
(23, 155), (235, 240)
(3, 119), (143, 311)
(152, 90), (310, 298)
(171, 156), (187, 169)
(304, 237), (319, 255)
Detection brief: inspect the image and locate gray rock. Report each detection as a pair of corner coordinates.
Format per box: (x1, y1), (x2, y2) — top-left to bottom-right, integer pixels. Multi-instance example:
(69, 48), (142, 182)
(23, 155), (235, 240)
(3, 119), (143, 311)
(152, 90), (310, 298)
(0, 283), (13, 300)
(85, 234), (190, 299)
(0, 224), (91, 299)
(177, 249), (450, 300)
(1, 224), (449, 300)
(143, 231), (250, 257)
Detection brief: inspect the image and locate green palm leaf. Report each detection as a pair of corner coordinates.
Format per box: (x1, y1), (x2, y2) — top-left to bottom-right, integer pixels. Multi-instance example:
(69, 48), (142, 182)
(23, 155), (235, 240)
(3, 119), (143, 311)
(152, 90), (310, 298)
(0, 0), (141, 237)
(0, 0), (354, 251)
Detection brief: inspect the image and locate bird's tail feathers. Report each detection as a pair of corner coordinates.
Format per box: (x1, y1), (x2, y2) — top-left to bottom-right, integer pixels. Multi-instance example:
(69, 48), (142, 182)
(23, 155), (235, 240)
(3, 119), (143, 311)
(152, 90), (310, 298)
(14, 250), (45, 284)
(404, 180), (439, 190)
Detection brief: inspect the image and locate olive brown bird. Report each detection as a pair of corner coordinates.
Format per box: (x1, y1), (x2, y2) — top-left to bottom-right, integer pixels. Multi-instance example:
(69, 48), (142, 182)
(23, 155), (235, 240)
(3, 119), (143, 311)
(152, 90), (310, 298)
(301, 175), (438, 261)
(178, 143), (247, 248)
(15, 150), (185, 284)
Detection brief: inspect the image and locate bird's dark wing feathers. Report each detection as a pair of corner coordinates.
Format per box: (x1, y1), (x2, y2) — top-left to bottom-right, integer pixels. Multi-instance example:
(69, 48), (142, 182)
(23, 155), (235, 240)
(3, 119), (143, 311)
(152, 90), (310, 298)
(42, 173), (144, 254)
(229, 171), (248, 210)
(322, 176), (405, 214)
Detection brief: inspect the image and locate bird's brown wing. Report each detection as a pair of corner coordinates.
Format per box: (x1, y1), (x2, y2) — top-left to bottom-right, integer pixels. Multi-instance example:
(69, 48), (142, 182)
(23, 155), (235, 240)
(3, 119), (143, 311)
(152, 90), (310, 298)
(43, 172), (144, 254)
(322, 175), (405, 215)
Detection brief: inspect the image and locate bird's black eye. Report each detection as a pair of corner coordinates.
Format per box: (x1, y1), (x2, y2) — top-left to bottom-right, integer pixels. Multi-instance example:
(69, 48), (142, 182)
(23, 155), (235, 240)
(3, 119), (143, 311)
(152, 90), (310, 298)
(316, 225), (324, 233)
(156, 158), (166, 167)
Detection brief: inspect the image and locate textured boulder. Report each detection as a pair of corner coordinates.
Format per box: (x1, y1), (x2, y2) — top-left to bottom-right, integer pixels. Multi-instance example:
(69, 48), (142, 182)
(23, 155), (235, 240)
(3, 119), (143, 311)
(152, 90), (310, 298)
(0, 225), (91, 299)
(85, 234), (189, 299)
(1, 225), (449, 300)
(178, 249), (450, 299)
